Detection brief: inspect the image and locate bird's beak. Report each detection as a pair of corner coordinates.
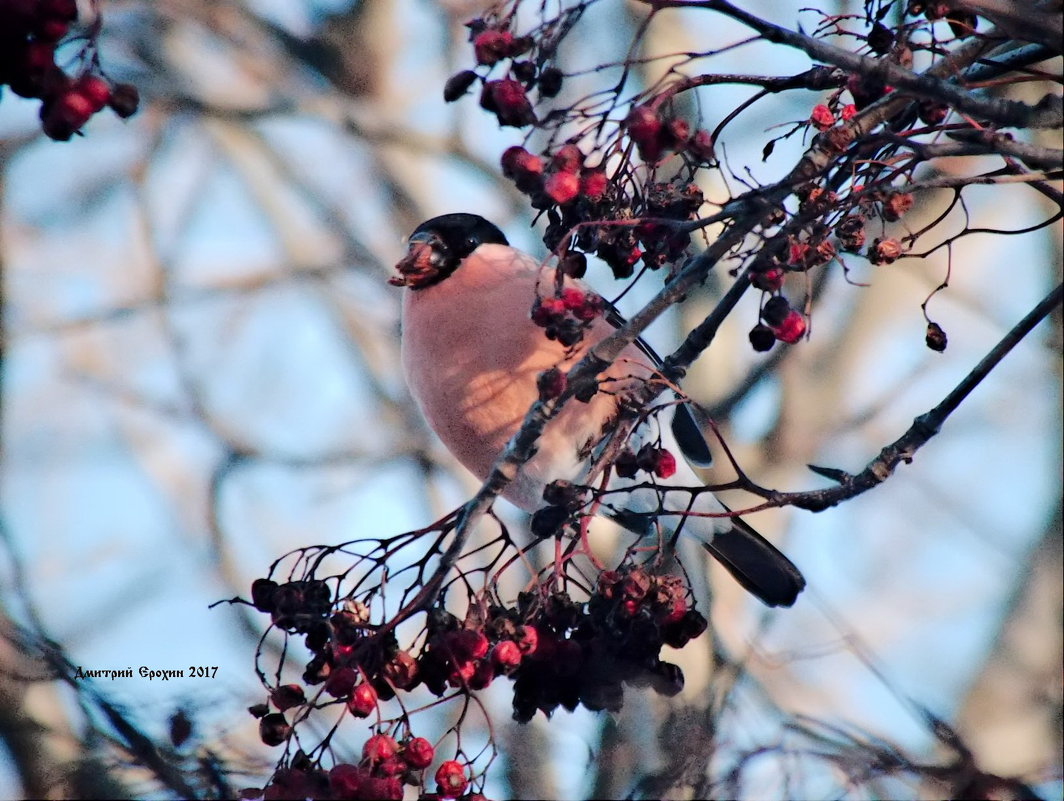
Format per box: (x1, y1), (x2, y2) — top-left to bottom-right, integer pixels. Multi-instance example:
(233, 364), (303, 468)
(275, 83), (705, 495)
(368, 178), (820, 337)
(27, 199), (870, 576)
(389, 231), (449, 288)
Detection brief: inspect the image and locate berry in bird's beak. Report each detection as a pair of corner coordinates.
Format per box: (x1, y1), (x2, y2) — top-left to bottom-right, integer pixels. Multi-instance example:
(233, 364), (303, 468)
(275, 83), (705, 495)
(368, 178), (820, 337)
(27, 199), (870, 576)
(390, 233), (448, 288)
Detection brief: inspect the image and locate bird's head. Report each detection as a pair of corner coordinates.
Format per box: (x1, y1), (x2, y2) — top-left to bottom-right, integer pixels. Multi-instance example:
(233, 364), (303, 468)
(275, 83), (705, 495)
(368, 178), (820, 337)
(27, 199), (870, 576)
(390, 213), (509, 289)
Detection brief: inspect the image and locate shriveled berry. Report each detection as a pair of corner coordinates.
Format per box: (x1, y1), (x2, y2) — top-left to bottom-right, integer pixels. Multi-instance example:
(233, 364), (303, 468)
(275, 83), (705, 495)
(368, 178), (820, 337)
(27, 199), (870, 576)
(329, 764), (364, 798)
(868, 237), (903, 265)
(538, 66), (563, 97)
(559, 250), (587, 278)
(259, 713), (291, 747)
(536, 367), (567, 400)
(270, 684), (305, 712)
(918, 100), (948, 126)
(749, 323), (774, 351)
(443, 70), (478, 102)
(881, 192), (914, 222)
(481, 79), (536, 127)
(514, 624), (538, 655)
(925, 322), (948, 352)
(251, 578), (279, 612)
(107, 82), (139, 118)
(473, 30), (514, 65)
(325, 666), (359, 698)
(530, 504), (569, 539)
(761, 296), (791, 327)
(687, 129), (714, 163)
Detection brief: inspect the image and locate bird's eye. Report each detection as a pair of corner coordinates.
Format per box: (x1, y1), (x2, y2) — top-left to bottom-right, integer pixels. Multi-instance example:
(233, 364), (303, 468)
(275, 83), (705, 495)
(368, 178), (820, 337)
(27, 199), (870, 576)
(464, 235), (480, 251)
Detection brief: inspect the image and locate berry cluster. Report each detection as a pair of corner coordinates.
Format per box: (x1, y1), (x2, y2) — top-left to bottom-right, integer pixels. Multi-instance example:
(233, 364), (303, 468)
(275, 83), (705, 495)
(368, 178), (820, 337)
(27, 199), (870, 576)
(625, 104), (716, 165)
(0, 0), (139, 141)
(239, 736), (454, 800)
(442, 18), (564, 129)
(530, 286), (604, 347)
(615, 444), (678, 481)
(245, 558), (709, 774)
(748, 296), (807, 352)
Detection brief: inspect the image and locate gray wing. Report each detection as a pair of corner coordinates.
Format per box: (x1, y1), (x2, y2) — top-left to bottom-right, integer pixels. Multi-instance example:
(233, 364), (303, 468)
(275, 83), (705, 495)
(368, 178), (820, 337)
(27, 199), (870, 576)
(603, 303), (713, 468)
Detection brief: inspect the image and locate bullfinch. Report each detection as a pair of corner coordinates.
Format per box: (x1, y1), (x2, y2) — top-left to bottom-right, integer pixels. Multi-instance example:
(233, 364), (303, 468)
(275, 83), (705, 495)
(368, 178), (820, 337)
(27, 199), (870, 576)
(394, 213), (804, 607)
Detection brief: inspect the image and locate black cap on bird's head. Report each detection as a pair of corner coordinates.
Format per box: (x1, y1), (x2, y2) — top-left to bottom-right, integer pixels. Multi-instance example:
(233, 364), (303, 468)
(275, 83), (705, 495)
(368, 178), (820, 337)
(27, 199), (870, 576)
(391, 213), (509, 289)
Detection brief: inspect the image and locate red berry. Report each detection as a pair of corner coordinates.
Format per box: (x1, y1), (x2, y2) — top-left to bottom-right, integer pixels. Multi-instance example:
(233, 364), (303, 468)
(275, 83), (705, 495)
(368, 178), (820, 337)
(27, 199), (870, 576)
(450, 629), (489, 661)
(362, 733), (398, 763)
(544, 171), (580, 205)
(269, 684), (305, 712)
(347, 682), (378, 717)
(751, 266), (785, 292)
(653, 449), (677, 479)
(491, 640), (523, 672)
(625, 105), (664, 161)
(403, 736), (435, 770)
(325, 666), (359, 698)
(473, 30), (514, 65)
(772, 310), (807, 344)
(76, 75), (111, 112)
(329, 764), (363, 797)
(54, 90), (94, 127)
(810, 104), (834, 131)
(551, 144), (583, 174)
(468, 659), (495, 690)
(560, 287), (585, 310)
(579, 169), (608, 199)
(481, 79), (536, 127)
(840, 103), (857, 121)
(358, 776), (403, 800)
(514, 624), (538, 655)
(687, 129), (715, 162)
(434, 760), (468, 798)
(663, 117), (690, 147)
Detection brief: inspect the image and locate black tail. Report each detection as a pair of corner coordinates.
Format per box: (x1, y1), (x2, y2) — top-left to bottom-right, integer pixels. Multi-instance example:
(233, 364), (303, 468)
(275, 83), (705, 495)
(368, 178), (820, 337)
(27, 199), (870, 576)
(703, 516), (805, 607)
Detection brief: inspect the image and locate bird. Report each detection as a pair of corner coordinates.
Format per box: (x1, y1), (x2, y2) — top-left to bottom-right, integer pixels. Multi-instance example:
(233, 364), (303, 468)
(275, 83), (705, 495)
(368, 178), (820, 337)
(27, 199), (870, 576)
(394, 212), (804, 607)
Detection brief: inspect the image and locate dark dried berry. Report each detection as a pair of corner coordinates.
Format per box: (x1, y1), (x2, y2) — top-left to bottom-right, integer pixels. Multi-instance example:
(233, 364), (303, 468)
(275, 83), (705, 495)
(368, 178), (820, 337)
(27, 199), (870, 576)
(748, 324), (775, 352)
(107, 83), (139, 118)
(868, 22), (894, 54)
(512, 60), (536, 84)
(530, 505), (570, 539)
(259, 713), (291, 747)
(761, 296), (791, 327)
(251, 578), (278, 612)
(538, 66), (563, 97)
(537, 367), (567, 400)
(559, 250), (587, 278)
(443, 70), (478, 102)
(925, 322), (948, 352)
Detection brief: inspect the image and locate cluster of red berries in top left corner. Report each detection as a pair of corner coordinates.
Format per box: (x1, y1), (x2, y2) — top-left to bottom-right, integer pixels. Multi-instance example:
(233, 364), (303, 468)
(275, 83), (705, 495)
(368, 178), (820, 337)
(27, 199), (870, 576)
(0, 0), (139, 141)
